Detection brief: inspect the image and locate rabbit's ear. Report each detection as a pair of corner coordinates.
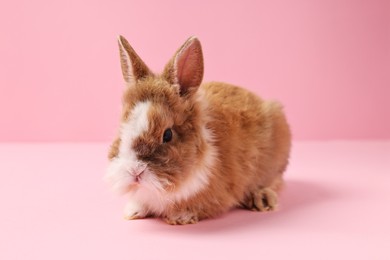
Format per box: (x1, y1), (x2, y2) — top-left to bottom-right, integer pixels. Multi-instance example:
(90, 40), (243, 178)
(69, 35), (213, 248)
(117, 35), (152, 85)
(163, 36), (204, 96)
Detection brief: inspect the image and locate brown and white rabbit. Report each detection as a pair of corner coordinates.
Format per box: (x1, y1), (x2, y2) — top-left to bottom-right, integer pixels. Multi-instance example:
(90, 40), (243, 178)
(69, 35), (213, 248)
(105, 35), (291, 225)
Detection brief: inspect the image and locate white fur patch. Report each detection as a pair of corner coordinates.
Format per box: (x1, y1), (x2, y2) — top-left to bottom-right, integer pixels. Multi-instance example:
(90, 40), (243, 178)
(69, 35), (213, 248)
(118, 101), (151, 157)
(123, 199), (146, 219)
(104, 157), (134, 194)
(105, 101), (152, 193)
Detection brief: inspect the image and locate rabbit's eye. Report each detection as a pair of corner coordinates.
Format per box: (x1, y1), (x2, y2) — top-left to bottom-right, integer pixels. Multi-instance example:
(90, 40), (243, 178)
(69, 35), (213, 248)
(162, 128), (173, 143)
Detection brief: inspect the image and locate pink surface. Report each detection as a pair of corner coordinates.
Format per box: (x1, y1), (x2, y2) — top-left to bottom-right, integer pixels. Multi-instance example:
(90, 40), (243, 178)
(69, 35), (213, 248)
(0, 0), (389, 141)
(0, 141), (389, 259)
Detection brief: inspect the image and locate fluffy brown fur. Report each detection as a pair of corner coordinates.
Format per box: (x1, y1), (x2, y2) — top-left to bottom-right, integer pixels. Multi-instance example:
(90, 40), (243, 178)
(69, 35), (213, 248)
(106, 35), (291, 225)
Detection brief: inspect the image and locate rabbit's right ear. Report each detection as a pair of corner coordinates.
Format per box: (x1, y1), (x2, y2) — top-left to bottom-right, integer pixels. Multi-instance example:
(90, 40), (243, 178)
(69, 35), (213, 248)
(163, 36), (204, 97)
(117, 35), (152, 85)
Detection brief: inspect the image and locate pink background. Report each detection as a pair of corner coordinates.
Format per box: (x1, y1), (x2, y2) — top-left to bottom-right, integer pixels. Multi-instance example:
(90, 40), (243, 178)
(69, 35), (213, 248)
(0, 0), (389, 142)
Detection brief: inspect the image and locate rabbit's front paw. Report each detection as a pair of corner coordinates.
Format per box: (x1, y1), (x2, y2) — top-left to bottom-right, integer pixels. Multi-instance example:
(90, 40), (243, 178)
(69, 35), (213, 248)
(123, 200), (147, 220)
(163, 212), (199, 225)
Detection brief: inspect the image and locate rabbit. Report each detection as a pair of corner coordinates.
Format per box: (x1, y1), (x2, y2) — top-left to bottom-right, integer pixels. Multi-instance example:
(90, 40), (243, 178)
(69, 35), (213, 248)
(105, 35), (291, 225)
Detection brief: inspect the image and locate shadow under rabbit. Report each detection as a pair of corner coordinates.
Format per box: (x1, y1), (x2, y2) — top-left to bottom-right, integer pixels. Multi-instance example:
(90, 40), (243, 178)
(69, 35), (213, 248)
(134, 179), (337, 234)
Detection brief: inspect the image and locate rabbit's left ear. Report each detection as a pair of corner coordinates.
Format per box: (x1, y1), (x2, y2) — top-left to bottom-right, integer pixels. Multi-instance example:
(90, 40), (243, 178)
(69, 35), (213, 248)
(163, 36), (204, 96)
(118, 35), (152, 86)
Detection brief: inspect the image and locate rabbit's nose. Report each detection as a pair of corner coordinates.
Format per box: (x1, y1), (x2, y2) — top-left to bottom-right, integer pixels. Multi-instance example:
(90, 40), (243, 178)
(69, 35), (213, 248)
(127, 168), (142, 177)
(133, 168), (145, 177)
(129, 167), (145, 183)
(127, 163), (147, 177)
